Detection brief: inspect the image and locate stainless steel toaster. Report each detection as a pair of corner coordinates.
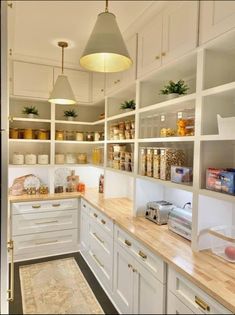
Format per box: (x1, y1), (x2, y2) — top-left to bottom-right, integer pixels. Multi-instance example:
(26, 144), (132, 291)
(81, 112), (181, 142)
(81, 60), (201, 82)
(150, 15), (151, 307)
(145, 200), (174, 225)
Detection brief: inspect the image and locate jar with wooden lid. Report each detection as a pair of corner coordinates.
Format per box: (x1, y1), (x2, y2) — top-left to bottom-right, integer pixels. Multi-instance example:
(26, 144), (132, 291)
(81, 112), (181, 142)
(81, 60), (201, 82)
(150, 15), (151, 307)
(77, 153), (87, 164)
(25, 153), (37, 165)
(24, 128), (33, 139)
(10, 128), (19, 139)
(65, 153), (76, 164)
(12, 153), (24, 165)
(38, 154), (49, 165)
(55, 130), (64, 141)
(146, 148), (154, 177)
(55, 153), (65, 164)
(76, 132), (84, 141)
(66, 130), (75, 141)
(153, 149), (161, 179)
(140, 148), (147, 176)
(38, 129), (48, 140)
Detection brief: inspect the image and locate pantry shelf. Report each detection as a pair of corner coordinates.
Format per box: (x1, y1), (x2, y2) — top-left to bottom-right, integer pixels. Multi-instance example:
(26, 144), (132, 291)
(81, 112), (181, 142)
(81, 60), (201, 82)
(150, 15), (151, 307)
(199, 189), (235, 203)
(9, 139), (51, 143)
(55, 140), (105, 145)
(106, 167), (135, 177)
(107, 140), (135, 144)
(107, 110), (136, 122)
(202, 81), (235, 97)
(200, 135), (235, 141)
(55, 119), (105, 125)
(138, 137), (195, 143)
(10, 117), (51, 123)
(9, 164), (52, 168)
(136, 175), (194, 192)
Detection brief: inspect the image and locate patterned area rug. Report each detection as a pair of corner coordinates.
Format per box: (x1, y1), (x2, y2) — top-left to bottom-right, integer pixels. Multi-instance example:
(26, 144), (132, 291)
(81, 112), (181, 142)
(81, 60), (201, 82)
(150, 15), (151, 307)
(19, 257), (104, 314)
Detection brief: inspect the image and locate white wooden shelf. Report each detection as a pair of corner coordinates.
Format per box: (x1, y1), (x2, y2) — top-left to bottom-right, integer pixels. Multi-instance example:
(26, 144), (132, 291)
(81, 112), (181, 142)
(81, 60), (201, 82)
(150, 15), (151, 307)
(136, 175), (194, 192)
(9, 139), (51, 143)
(9, 164), (52, 168)
(107, 110), (136, 122)
(199, 189), (235, 203)
(200, 135), (235, 141)
(202, 81), (235, 97)
(138, 137), (195, 143)
(107, 139), (135, 144)
(11, 117), (51, 123)
(106, 167), (134, 177)
(54, 163), (104, 169)
(55, 140), (105, 145)
(55, 119), (105, 125)
(139, 93), (196, 114)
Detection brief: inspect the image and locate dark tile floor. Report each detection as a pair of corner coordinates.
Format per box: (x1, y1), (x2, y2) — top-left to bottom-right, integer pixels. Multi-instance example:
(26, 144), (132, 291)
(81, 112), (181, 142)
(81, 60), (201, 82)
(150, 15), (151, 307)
(10, 252), (118, 315)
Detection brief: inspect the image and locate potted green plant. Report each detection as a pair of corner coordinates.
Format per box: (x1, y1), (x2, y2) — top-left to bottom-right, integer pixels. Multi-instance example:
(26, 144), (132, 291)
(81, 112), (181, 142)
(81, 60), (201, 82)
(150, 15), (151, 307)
(22, 106), (39, 119)
(64, 109), (78, 121)
(120, 99), (136, 112)
(160, 80), (189, 100)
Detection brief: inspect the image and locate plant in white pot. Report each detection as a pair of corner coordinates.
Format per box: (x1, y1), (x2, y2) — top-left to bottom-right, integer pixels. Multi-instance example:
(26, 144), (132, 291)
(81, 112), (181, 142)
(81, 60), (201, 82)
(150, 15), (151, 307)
(120, 99), (136, 112)
(64, 109), (78, 121)
(160, 80), (189, 100)
(22, 106), (39, 119)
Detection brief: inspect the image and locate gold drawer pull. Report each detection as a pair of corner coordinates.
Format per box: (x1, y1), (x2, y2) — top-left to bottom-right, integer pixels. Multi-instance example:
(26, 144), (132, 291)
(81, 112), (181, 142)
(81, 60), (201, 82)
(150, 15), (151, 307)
(162, 52), (166, 57)
(35, 220), (58, 225)
(132, 268), (138, 273)
(101, 219), (106, 225)
(93, 254), (104, 268)
(139, 250), (147, 259)
(155, 55), (160, 60)
(52, 203), (61, 207)
(128, 264), (133, 269)
(32, 204), (41, 209)
(93, 232), (104, 244)
(125, 239), (132, 247)
(195, 296), (210, 312)
(36, 240), (58, 246)
(94, 213), (98, 218)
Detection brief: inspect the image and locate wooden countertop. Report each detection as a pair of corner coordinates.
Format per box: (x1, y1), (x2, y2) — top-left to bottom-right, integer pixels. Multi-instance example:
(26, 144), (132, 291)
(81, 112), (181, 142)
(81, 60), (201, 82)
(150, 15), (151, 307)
(9, 189), (235, 312)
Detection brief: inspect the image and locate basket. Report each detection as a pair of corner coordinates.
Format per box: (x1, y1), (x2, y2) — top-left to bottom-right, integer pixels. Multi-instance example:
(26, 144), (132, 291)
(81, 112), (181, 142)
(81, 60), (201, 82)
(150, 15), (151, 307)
(209, 225), (235, 263)
(217, 114), (235, 137)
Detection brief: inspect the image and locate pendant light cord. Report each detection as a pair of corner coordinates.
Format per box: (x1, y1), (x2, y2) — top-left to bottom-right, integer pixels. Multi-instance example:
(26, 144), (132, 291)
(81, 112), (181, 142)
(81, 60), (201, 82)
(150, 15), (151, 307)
(105, 0), (108, 12)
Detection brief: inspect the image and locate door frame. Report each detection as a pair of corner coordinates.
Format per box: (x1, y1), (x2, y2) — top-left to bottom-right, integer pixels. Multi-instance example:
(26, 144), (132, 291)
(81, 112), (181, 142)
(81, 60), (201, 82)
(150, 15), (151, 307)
(1, 1), (10, 313)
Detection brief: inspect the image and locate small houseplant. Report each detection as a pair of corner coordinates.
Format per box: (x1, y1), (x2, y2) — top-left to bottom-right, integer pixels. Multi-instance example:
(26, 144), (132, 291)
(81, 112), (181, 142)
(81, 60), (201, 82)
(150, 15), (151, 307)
(64, 109), (78, 121)
(22, 106), (39, 118)
(160, 80), (189, 100)
(120, 99), (136, 112)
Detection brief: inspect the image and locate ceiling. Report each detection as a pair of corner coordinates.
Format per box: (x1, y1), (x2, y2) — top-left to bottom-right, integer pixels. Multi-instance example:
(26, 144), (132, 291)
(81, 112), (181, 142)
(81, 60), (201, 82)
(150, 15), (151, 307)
(11, 0), (154, 69)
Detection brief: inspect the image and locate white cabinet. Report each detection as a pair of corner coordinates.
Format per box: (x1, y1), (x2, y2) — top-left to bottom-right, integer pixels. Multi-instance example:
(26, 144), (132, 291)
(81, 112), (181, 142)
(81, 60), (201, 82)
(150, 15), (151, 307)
(167, 291), (194, 314)
(167, 267), (232, 314)
(199, 1), (235, 45)
(12, 61), (53, 99)
(137, 1), (199, 77)
(106, 34), (137, 94)
(53, 67), (91, 103)
(92, 72), (105, 102)
(80, 204), (90, 258)
(133, 259), (165, 314)
(137, 12), (163, 77)
(162, 1), (199, 64)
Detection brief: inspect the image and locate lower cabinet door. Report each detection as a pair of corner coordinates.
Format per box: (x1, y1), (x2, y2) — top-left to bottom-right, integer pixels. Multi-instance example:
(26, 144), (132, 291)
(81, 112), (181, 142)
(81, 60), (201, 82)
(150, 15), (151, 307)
(80, 209), (90, 257)
(113, 243), (134, 314)
(133, 259), (165, 315)
(167, 291), (194, 314)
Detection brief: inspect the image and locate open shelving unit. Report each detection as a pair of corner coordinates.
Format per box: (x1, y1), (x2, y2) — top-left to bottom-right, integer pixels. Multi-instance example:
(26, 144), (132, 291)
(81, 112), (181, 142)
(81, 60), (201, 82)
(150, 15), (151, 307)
(8, 29), (235, 252)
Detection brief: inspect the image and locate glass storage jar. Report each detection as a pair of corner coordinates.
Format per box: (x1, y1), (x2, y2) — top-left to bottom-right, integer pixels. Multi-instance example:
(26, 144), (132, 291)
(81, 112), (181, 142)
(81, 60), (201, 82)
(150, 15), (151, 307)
(77, 153), (87, 164)
(12, 153), (24, 165)
(55, 153), (65, 164)
(38, 129), (48, 140)
(177, 110), (195, 137)
(86, 132), (94, 141)
(146, 148), (154, 177)
(65, 153), (77, 164)
(38, 154), (49, 165)
(25, 153), (37, 165)
(55, 130), (64, 141)
(24, 128), (33, 139)
(66, 130), (75, 141)
(76, 132), (84, 141)
(140, 148), (147, 176)
(10, 128), (19, 139)
(153, 149), (161, 179)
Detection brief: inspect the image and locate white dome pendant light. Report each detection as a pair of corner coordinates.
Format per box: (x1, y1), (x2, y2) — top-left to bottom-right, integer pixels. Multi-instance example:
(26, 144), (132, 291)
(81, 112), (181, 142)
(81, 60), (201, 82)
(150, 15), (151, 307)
(49, 41), (76, 105)
(80, 0), (133, 73)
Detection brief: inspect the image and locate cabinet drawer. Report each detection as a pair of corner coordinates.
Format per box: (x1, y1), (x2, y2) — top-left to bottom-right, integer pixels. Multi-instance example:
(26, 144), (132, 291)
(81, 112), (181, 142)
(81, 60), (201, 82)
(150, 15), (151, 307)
(81, 199), (91, 215)
(168, 267), (232, 314)
(90, 206), (113, 236)
(13, 209), (78, 236)
(115, 226), (165, 283)
(167, 291), (194, 314)
(89, 220), (113, 257)
(12, 198), (78, 214)
(14, 229), (78, 258)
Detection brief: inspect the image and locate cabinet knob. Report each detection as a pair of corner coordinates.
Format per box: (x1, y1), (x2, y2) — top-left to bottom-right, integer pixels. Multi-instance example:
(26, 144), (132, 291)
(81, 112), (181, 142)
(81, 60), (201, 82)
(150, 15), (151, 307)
(125, 239), (132, 247)
(128, 264), (133, 269)
(132, 268), (137, 273)
(101, 89), (104, 92)
(162, 52), (166, 57)
(101, 219), (106, 225)
(94, 213), (98, 218)
(155, 56), (160, 60)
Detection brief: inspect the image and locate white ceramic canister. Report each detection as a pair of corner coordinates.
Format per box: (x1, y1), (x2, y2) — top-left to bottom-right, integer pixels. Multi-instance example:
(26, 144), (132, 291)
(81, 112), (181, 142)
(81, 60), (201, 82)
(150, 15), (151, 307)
(12, 153), (24, 165)
(76, 132), (84, 141)
(38, 154), (49, 165)
(55, 154), (65, 164)
(25, 153), (37, 165)
(65, 153), (77, 164)
(94, 132), (101, 141)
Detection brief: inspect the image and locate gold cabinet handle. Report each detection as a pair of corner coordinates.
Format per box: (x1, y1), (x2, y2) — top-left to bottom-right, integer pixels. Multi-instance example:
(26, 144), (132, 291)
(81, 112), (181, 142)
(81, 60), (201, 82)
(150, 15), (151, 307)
(195, 296), (210, 312)
(35, 220), (58, 225)
(101, 219), (106, 225)
(125, 239), (132, 247)
(155, 56), (160, 60)
(92, 254), (104, 268)
(93, 213), (98, 218)
(101, 88), (104, 92)
(93, 232), (104, 244)
(128, 263), (133, 269)
(83, 203), (86, 208)
(36, 239), (58, 246)
(162, 52), (166, 57)
(7, 240), (14, 302)
(139, 250), (147, 259)
(52, 203), (61, 207)
(32, 204), (41, 209)
(132, 268), (138, 273)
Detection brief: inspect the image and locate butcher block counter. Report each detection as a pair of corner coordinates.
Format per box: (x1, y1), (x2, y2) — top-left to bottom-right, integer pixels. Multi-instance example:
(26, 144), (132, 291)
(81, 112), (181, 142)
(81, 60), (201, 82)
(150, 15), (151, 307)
(9, 189), (235, 313)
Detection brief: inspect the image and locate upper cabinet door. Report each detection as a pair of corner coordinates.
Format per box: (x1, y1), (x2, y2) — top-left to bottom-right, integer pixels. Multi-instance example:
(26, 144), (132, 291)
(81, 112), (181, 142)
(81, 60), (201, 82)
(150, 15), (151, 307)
(13, 61), (53, 99)
(199, 1), (235, 45)
(137, 13), (163, 78)
(92, 72), (105, 102)
(53, 67), (91, 103)
(162, 1), (199, 65)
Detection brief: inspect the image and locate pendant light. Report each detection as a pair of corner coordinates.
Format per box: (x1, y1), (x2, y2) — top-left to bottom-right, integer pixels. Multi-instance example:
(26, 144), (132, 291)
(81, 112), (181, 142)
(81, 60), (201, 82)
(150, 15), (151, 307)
(49, 41), (76, 105)
(80, 0), (133, 73)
